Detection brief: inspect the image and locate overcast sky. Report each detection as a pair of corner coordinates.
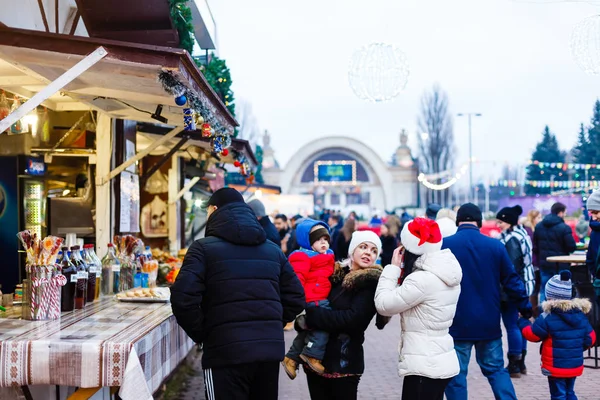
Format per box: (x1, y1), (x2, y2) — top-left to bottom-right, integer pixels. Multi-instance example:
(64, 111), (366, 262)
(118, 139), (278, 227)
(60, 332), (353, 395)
(211, 0), (600, 183)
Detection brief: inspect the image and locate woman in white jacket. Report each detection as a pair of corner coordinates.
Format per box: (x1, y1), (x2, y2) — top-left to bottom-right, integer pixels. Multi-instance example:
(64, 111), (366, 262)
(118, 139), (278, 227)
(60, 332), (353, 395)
(375, 217), (462, 400)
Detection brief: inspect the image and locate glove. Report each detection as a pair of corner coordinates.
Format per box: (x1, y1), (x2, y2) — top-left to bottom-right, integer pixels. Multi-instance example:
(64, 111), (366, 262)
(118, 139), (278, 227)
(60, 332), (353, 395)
(519, 307), (533, 320)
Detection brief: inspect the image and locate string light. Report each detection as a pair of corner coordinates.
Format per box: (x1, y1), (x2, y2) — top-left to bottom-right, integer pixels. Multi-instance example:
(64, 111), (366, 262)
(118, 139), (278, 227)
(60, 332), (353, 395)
(417, 164), (468, 190)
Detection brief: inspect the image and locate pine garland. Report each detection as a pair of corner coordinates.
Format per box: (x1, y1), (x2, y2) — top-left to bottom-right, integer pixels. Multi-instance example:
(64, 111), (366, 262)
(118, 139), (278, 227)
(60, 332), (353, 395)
(169, 0), (194, 54)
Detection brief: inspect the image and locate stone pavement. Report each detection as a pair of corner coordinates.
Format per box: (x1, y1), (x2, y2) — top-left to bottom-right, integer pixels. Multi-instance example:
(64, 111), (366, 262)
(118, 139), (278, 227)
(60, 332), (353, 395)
(177, 315), (600, 399)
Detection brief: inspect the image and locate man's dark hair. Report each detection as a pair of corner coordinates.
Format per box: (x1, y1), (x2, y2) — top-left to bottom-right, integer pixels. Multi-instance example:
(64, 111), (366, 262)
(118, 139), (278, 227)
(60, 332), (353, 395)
(329, 215), (341, 223)
(274, 214), (288, 222)
(551, 202), (567, 215)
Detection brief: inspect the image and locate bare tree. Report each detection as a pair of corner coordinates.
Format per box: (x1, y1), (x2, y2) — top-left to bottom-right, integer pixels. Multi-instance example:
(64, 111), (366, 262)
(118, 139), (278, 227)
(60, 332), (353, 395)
(417, 84), (455, 205)
(235, 99), (260, 149)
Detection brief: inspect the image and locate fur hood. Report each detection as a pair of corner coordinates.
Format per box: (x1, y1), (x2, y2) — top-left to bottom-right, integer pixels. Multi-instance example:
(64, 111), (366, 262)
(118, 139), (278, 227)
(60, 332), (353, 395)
(542, 298), (592, 314)
(330, 262), (383, 291)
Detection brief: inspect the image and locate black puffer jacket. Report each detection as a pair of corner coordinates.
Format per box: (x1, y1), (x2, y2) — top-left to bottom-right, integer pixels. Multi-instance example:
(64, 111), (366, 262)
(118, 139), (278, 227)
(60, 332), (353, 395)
(304, 264), (389, 375)
(534, 214), (577, 273)
(259, 216), (281, 247)
(171, 202), (305, 369)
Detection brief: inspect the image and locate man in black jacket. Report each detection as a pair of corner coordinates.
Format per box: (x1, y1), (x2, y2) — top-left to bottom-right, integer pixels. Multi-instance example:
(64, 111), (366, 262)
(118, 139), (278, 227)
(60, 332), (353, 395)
(247, 199), (281, 246)
(171, 188), (305, 400)
(533, 202), (577, 302)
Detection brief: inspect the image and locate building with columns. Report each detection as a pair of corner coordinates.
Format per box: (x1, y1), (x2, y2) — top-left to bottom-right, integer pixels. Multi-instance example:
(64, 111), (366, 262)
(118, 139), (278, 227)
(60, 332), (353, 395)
(262, 130), (419, 214)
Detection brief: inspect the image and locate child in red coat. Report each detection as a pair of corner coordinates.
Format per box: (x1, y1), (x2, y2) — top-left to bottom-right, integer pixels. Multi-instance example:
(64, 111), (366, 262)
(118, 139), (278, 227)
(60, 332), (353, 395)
(282, 218), (335, 380)
(519, 270), (596, 400)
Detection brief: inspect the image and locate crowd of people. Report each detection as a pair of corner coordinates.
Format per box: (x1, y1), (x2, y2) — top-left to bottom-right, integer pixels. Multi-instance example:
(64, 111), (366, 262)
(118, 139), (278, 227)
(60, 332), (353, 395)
(169, 187), (600, 400)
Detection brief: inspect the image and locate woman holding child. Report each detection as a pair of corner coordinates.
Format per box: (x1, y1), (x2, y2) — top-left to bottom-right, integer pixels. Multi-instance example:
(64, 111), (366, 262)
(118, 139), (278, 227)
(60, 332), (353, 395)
(290, 227), (388, 400)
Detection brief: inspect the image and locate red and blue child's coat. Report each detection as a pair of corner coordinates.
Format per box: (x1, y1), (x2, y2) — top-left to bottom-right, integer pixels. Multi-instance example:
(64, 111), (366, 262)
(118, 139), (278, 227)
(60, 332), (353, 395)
(518, 298), (596, 378)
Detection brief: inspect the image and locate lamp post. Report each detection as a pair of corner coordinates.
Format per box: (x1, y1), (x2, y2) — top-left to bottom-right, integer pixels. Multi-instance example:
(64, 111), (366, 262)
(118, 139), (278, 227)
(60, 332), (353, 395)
(457, 113), (482, 202)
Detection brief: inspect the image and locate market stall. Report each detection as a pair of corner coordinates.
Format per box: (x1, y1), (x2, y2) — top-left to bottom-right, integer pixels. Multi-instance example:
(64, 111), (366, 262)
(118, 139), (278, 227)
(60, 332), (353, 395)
(0, 25), (250, 399)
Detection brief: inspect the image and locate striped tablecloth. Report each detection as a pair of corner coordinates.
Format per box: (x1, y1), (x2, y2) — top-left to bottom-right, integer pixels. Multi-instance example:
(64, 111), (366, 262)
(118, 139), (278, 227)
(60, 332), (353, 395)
(0, 297), (194, 400)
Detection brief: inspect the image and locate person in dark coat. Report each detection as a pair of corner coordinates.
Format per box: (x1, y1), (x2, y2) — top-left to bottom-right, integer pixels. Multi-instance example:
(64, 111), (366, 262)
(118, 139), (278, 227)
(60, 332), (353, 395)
(328, 214), (343, 253)
(248, 199), (281, 247)
(379, 222), (398, 267)
(519, 270), (595, 400)
(297, 231), (389, 400)
(334, 218), (355, 261)
(533, 202), (577, 302)
(444, 203), (531, 400)
(170, 188), (305, 400)
(586, 191), (600, 281)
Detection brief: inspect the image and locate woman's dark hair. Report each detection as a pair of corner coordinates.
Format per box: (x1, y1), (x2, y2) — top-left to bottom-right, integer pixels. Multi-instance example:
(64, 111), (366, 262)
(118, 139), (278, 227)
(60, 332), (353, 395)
(340, 218), (356, 241)
(403, 250), (420, 276)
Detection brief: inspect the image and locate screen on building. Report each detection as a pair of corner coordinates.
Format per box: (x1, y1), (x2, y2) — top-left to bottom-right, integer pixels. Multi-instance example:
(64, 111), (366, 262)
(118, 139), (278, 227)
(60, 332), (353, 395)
(314, 161), (356, 184)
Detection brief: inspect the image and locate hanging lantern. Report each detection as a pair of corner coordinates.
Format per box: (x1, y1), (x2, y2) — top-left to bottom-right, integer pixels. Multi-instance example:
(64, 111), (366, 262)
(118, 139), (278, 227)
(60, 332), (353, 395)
(348, 42), (410, 102)
(571, 15), (600, 75)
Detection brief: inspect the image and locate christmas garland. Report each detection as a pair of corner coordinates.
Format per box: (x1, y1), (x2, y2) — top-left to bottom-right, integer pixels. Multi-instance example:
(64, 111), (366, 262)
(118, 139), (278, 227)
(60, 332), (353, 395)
(158, 70), (252, 177)
(169, 0), (194, 54)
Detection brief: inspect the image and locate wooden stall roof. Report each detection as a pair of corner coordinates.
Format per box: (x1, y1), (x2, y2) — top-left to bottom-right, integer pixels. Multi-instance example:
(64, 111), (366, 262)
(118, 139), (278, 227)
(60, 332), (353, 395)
(0, 27), (236, 131)
(74, 0), (179, 48)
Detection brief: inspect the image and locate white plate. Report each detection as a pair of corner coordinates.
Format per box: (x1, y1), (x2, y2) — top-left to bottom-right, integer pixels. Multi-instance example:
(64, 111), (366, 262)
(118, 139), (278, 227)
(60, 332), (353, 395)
(115, 287), (170, 303)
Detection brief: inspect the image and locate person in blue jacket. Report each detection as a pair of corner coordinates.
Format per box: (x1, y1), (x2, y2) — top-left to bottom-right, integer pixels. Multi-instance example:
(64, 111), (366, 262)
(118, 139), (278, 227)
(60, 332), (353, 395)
(519, 270), (595, 400)
(443, 203), (532, 400)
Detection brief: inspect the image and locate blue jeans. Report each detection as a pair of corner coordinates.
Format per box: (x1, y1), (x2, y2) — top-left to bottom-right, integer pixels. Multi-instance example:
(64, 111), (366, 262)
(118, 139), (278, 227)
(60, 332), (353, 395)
(286, 300), (330, 361)
(501, 302), (527, 356)
(445, 338), (517, 400)
(540, 269), (556, 303)
(548, 377), (577, 400)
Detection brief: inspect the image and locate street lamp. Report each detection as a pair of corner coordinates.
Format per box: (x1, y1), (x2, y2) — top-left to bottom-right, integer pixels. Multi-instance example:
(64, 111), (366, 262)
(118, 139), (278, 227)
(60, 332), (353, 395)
(457, 113), (482, 202)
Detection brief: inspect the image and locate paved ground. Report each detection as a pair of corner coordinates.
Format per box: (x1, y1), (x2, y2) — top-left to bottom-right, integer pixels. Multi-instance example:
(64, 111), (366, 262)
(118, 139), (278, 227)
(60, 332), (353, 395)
(176, 316), (600, 399)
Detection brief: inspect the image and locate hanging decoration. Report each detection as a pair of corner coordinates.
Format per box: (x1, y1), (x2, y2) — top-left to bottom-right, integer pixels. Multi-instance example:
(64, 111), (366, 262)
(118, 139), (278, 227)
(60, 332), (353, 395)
(201, 123), (212, 137)
(183, 107), (195, 131)
(174, 94), (187, 106)
(491, 180), (600, 189)
(348, 42), (410, 102)
(0, 91), (10, 123)
(417, 164), (469, 190)
(211, 133), (232, 155)
(571, 15), (600, 75)
(157, 70), (232, 136)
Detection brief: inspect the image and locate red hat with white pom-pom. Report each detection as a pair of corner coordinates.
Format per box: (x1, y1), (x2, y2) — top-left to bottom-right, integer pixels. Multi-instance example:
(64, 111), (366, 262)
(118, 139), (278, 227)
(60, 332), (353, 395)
(400, 217), (443, 255)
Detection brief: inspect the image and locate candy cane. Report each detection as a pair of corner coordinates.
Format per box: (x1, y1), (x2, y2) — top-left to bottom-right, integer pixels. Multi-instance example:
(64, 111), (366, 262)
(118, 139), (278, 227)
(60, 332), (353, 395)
(51, 275), (67, 319)
(30, 278), (40, 320)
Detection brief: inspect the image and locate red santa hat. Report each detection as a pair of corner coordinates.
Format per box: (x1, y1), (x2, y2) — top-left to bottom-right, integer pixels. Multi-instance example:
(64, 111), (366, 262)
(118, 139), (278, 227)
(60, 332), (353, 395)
(400, 217), (443, 255)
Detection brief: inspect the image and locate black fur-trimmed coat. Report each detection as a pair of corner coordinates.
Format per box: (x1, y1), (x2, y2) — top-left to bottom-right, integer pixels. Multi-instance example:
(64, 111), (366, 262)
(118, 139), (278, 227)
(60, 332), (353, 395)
(305, 263), (390, 375)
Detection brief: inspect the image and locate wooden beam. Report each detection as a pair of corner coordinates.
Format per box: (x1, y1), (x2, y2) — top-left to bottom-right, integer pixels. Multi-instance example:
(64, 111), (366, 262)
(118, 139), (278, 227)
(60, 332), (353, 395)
(55, 0), (59, 34)
(63, 7), (81, 36)
(98, 125), (184, 186)
(95, 113), (111, 267)
(171, 176), (198, 205)
(37, 0), (50, 32)
(0, 46), (107, 133)
(5, 87), (58, 110)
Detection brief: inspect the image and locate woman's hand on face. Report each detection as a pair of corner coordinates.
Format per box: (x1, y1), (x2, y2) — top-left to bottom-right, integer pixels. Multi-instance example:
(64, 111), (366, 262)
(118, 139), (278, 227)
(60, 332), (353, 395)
(391, 245), (404, 267)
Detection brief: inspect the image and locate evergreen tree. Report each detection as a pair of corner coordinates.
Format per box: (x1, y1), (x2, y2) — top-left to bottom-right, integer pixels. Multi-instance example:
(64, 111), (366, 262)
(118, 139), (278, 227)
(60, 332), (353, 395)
(526, 126), (565, 195)
(572, 123), (592, 164)
(588, 99), (600, 163)
(197, 56), (236, 117)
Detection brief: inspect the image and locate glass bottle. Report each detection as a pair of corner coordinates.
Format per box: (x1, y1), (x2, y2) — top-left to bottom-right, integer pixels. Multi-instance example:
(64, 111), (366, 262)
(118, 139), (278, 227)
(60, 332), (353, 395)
(59, 247), (76, 312)
(71, 245), (88, 309)
(83, 245), (97, 302)
(89, 246), (102, 299)
(101, 244), (120, 295)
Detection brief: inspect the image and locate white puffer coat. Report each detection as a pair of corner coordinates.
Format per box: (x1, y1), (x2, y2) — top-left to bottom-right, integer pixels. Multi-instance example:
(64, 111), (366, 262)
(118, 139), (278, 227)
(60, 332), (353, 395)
(375, 249), (462, 379)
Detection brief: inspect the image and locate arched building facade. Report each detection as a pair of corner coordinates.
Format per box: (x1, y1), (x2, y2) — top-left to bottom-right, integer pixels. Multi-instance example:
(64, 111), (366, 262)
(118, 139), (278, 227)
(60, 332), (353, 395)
(262, 131), (419, 214)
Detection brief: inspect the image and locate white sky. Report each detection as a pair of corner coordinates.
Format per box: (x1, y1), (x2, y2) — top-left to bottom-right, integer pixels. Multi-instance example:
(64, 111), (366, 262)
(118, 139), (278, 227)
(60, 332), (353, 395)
(211, 0), (600, 182)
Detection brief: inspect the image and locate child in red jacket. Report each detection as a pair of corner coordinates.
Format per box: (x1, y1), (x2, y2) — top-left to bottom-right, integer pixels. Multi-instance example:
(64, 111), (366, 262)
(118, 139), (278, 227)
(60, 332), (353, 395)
(518, 270), (596, 400)
(282, 219), (335, 380)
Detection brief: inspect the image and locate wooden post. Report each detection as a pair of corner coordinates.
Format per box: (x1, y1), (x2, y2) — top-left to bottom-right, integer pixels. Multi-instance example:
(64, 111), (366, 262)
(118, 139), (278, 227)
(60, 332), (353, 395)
(95, 113), (112, 258)
(168, 159), (182, 254)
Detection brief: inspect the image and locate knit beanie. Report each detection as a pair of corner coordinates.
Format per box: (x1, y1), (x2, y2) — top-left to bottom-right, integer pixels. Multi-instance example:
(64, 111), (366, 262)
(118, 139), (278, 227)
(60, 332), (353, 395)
(309, 226), (331, 245)
(207, 187), (244, 208)
(426, 203), (442, 220)
(247, 199), (267, 217)
(456, 203), (483, 227)
(348, 230), (382, 259)
(545, 270), (573, 301)
(496, 205), (523, 226)
(587, 190), (600, 211)
(400, 218), (443, 255)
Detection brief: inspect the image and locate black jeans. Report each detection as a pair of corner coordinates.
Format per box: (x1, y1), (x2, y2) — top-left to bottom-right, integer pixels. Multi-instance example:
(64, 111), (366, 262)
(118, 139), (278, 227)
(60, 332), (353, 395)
(203, 361), (279, 400)
(402, 375), (452, 400)
(306, 371), (360, 400)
